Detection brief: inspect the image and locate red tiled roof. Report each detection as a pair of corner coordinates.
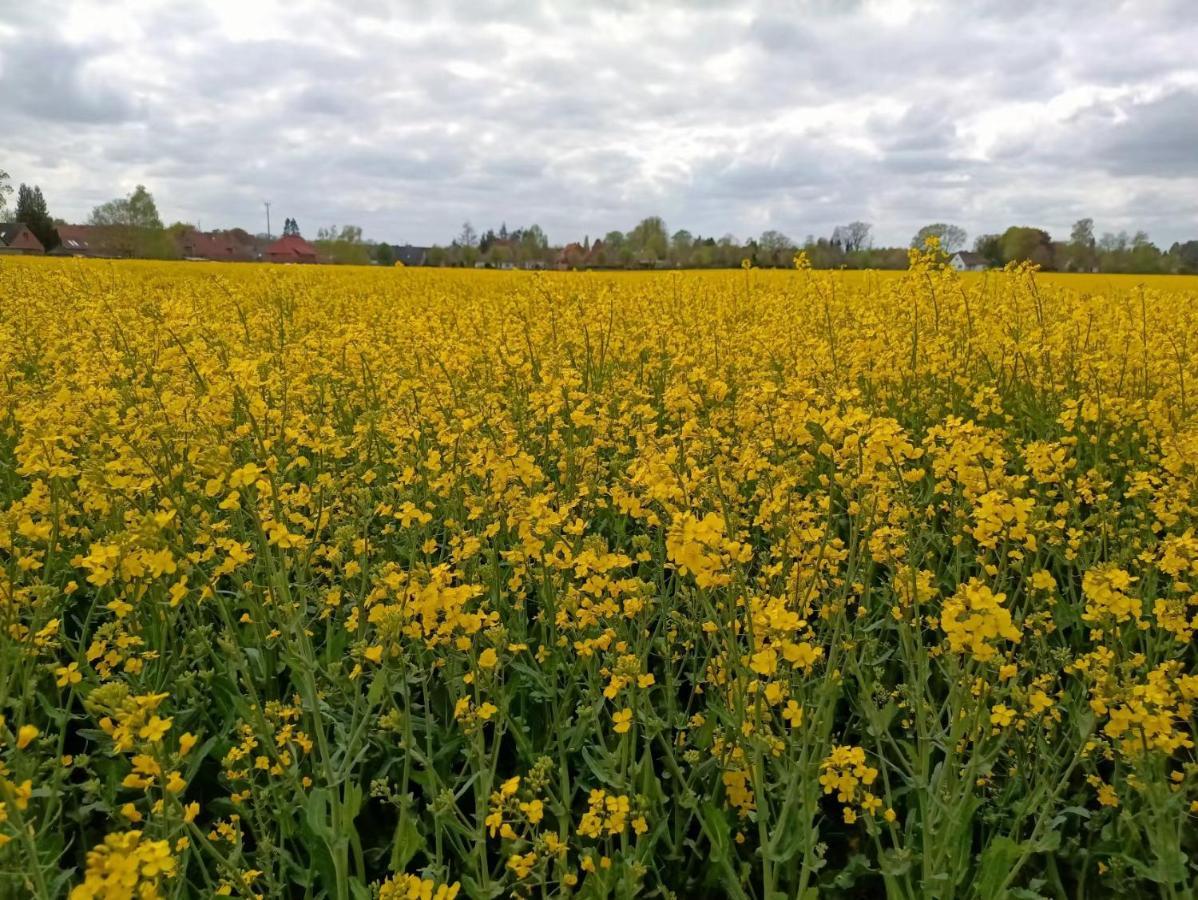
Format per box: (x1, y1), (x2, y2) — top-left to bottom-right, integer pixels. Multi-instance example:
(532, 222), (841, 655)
(266, 234), (318, 262)
(55, 224), (92, 252)
(178, 228), (255, 261)
(0, 222), (45, 253)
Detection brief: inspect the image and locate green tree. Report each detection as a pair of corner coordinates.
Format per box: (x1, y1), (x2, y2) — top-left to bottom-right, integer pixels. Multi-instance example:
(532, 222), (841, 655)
(375, 243), (395, 266)
(87, 185), (169, 257)
(485, 241), (513, 268)
(973, 234), (1002, 267)
(1127, 231), (1162, 274)
(911, 223), (966, 253)
(315, 224), (371, 265)
(757, 229), (795, 266)
(1067, 218), (1096, 272)
(602, 231), (626, 267)
(670, 229), (694, 266)
(1171, 240), (1198, 273)
(89, 184), (163, 229)
(630, 216), (668, 262)
(518, 225), (549, 266)
(999, 226), (1054, 267)
(717, 234), (745, 268)
(15, 184), (57, 250)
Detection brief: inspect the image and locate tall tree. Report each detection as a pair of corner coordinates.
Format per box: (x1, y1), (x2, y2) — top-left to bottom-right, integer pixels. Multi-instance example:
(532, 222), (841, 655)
(15, 184), (57, 250)
(973, 234), (1002, 267)
(999, 226), (1054, 267)
(757, 230), (795, 266)
(834, 221), (872, 253)
(630, 216), (668, 262)
(911, 223), (966, 253)
(1068, 218), (1096, 272)
(0, 169), (12, 219)
(314, 224), (371, 265)
(1172, 240), (1198, 273)
(89, 184), (163, 229)
(670, 229), (694, 266)
(515, 225), (549, 265)
(87, 185), (170, 257)
(126, 185), (162, 230)
(1128, 231), (1162, 274)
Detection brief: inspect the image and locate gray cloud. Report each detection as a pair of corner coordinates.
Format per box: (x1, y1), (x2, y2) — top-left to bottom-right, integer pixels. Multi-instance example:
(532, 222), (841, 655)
(1091, 89), (1198, 178)
(0, 35), (136, 122)
(0, 0), (1195, 247)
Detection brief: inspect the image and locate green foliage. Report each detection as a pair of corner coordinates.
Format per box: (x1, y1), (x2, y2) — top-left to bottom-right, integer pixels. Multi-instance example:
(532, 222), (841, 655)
(14, 184), (57, 250)
(999, 226), (1054, 267)
(315, 225), (372, 265)
(89, 185), (163, 230)
(629, 216), (669, 262)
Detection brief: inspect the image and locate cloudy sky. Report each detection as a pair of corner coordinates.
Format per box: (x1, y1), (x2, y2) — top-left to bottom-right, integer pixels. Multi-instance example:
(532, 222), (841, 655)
(1, 0), (1195, 248)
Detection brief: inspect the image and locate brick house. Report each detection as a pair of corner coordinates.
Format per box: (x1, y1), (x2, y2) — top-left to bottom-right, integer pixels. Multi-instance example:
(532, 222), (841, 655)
(266, 233), (318, 264)
(0, 223), (45, 255)
(52, 224), (94, 256)
(176, 227), (258, 261)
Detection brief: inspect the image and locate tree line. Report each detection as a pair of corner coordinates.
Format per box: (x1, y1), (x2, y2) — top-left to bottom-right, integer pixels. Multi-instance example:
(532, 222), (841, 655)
(2, 170), (1195, 273)
(971, 220), (1198, 275)
(433, 216), (1198, 273)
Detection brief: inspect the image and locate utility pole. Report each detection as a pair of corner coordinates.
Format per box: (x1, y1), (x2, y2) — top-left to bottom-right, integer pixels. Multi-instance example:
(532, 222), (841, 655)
(264, 201), (271, 240)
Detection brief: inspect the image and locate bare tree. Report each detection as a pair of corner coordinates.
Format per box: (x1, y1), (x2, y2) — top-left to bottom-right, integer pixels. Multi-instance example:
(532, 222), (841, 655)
(833, 221), (872, 253)
(911, 223), (966, 253)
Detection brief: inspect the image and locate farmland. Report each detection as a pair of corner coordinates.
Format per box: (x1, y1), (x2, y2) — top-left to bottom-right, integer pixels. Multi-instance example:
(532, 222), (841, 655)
(1, 254), (1197, 898)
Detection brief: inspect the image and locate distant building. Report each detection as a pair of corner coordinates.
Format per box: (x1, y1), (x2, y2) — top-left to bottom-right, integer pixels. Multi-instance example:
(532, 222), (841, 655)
(949, 251), (989, 271)
(557, 242), (586, 269)
(556, 239), (609, 269)
(393, 245), (428, 266)
(51, 224), (94, 256)
(0, 222), (45, 255)
(176, 228), (257, 262)
(50, 224), (144, 258)
(266, 233), (318, 264)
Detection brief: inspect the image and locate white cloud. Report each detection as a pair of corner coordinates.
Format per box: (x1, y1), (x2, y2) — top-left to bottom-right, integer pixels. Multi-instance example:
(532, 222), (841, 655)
(0, 0), (1195, 247)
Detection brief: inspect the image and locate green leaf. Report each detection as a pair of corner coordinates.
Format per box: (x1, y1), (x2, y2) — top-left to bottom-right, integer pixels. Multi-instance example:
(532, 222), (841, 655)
(390, 812), (424, 870)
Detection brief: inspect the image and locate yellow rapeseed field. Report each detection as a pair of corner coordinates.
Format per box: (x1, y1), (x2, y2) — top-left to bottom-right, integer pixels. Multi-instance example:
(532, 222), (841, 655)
(1, 252), (1197, 898)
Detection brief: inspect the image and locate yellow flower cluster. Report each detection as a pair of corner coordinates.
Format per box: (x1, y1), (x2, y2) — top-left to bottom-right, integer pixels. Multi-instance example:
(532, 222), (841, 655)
(377, 873), (460, 900)
(577, 789), (645, 839)
(820, 745), (881, 823)
(940, 579), (1021, 662)
(69, 830), (175, 900)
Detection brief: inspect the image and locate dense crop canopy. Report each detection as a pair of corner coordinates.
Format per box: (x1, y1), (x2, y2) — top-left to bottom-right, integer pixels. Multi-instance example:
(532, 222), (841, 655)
(1, 255), (1197, 897)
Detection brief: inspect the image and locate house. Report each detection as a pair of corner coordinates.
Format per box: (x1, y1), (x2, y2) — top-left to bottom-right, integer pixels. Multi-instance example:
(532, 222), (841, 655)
(51, 224), (94, 256)
(393, 245), (428, 266)
(557, 242), (586, 269)
(50, 224), (143, 258)
(266, 233), (318, 264)
(556, 239), (609, 270)
(176, 227), (257, 262)
(949, 251), (989, 272)
(0, 223), (45, 255)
